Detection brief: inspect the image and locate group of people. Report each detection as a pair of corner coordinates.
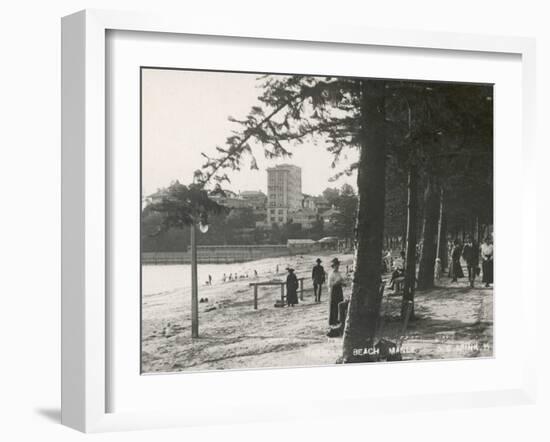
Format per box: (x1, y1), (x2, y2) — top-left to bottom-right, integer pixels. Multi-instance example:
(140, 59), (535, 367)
(449, 236), (493, 288)
(284, 257), (349, 334)
(221, 270), (259, 284)
(388, 251), (406, 291)
(380, 235), (494, 290)
(283, 258), (328, 307)
(280, 236), (493, 340)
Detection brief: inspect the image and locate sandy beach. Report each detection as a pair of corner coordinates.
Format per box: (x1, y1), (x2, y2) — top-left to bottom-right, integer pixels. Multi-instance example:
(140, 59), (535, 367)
(141, 253), (493, 373)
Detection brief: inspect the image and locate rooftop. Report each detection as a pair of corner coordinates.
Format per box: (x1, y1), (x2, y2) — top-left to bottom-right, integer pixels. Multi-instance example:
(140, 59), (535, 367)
(266, 164), (301, 172)
(240, 190), (266, 196)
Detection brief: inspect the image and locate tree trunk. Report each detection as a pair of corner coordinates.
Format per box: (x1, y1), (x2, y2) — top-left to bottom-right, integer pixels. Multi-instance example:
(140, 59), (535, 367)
(438, 213), (448, 271)
(402, 164), (418, 319)
(341, 80), (386, 363)
(417, 176), (440, 290)
(436, 188), (444, 260)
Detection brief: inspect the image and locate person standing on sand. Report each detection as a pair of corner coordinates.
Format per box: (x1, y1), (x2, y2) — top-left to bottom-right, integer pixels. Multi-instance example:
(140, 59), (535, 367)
(389, 251), (405, 290)
(328, 258), (346, 326)
(481, 236), (494, 287)
(449, 239), (464, 282)
(311, 258), (325, 303)
(461, 236), (479, 288)
(285, 268), (299, 307)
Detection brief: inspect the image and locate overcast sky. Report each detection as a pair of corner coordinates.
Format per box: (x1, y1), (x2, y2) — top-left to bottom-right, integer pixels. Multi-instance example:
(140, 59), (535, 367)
(141, 68), (358, 197)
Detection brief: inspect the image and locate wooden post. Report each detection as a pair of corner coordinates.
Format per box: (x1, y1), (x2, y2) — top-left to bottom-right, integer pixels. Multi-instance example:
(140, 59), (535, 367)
(253, 285), (258, 310)
(299, 278), (304, 301)
(280, 284), (284, 302)
(190, 223), (199, 338)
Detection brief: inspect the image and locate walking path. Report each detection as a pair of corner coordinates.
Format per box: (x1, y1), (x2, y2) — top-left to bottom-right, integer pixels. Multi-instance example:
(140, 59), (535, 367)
(141, 269), (493, 373)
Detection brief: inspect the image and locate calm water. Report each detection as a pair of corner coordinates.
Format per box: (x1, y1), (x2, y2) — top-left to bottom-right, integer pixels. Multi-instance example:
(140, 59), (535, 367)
(141, 258), (290, 296)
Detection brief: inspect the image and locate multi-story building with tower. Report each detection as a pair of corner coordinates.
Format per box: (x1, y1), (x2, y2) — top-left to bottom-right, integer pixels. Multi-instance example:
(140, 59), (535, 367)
(266, 164), (302, 226)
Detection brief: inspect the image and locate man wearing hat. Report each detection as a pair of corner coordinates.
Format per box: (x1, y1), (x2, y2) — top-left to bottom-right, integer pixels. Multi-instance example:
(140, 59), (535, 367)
(311, 258), (326, 303)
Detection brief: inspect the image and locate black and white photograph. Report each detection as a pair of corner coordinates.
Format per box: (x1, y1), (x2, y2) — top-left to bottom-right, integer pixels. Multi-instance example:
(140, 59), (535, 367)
(5, 0), (550, 439)
(140, 68), (494, 373)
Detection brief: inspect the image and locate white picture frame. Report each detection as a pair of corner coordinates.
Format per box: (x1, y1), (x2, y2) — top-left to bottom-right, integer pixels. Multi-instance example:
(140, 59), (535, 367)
(61, 9), (537, 433)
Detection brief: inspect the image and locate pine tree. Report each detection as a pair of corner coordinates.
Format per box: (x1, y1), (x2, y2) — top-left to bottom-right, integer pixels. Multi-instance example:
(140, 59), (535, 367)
(194, 75), (389, 362)
(193, 74), (492, 361)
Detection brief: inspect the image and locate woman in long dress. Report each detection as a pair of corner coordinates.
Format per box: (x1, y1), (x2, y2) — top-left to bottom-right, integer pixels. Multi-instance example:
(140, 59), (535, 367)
(285, 268), (299, 306)
(449, 239), (464, 282)
(328, 258), (346, 326)
(480, 237), (494, 287)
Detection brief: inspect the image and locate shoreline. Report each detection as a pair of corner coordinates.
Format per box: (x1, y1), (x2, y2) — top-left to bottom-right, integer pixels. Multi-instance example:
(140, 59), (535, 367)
(141, 252), (492, 373)
(142, 251), (354, 297)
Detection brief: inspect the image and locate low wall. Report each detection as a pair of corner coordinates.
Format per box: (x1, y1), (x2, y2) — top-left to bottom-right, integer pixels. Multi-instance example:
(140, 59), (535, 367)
(288, 243), (321, 255)
(142, 245), (290, 265)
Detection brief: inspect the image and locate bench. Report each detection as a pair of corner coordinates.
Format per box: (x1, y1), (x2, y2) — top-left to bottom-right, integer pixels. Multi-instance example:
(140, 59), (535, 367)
(249, 278), (305, 310)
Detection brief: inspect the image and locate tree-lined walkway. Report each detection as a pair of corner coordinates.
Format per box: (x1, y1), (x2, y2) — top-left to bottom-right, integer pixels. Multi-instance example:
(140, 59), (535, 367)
(380, 278), (493, 360)
(145, 74), (493, 365)
(141, 269), (492, 372)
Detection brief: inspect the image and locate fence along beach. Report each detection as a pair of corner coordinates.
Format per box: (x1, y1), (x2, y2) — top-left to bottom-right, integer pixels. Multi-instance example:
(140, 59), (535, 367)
(142, 244), (291, 265)
(141, 241), (340, 265)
